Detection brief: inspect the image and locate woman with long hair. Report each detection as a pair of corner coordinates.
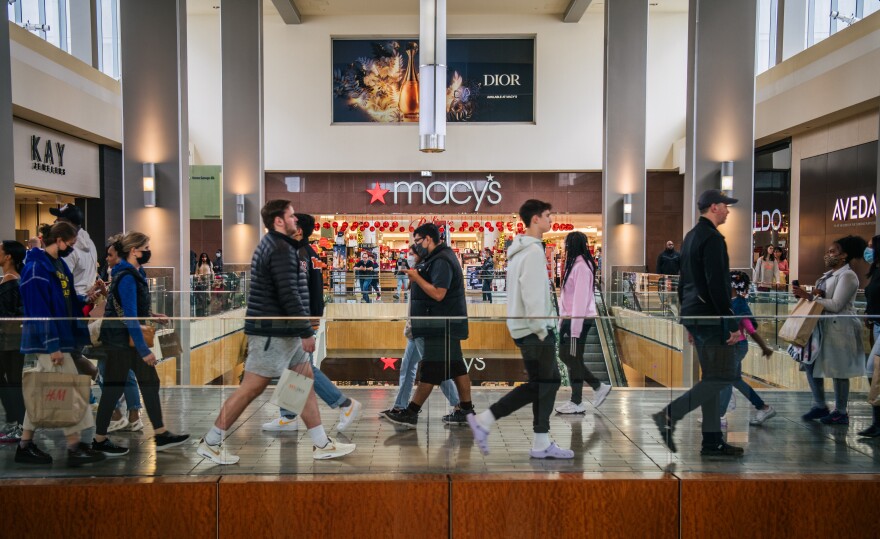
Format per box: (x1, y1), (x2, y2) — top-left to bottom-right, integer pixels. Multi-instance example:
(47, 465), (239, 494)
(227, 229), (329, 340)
(92, 231), (189, 457)
(753, 244), (780, 290)
(859, 234), (880, 437)
(195, 252), (213, 276)
(0, 240), (27, 443)
(555, 232), (611, 414)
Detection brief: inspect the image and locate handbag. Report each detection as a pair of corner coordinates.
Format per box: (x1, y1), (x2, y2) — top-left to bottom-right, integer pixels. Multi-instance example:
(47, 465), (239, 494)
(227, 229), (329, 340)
(778, 298), (824, 347)
(22, 368), (90, 428)
(869, 356), (880, 406)
(269, 368), (315, 416)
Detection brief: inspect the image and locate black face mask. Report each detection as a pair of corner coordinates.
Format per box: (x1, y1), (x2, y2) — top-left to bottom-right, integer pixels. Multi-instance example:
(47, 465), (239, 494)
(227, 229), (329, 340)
(136, 250), (152, 265)
(59, 246), (74, 257)
(413, 244), (429, 259)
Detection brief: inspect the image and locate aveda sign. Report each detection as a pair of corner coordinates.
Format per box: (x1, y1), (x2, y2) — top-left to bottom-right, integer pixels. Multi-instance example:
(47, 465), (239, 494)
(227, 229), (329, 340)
(367, 174), (502, 211)
(832, 194), (877, 222)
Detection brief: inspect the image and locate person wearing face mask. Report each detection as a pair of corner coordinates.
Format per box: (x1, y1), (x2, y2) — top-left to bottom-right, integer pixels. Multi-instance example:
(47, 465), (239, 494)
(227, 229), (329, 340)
(213, 249), (224, 273)
(858, 235), (880, 437)
(394, 252), (410, 301)
(15, 223), (106, 466)
(656, 240), (681, 276)
(0, 240), (27, 443)
(353, 251), (378, 303)
(793, 235), (867, 425)
(91, 231), (189, 457)
(480, 247), (495, 303)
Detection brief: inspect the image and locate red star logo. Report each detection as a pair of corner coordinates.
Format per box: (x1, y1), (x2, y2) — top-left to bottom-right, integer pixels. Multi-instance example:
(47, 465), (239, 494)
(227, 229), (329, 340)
(367, 182), (389, 204)
(380, 357), (398, 370)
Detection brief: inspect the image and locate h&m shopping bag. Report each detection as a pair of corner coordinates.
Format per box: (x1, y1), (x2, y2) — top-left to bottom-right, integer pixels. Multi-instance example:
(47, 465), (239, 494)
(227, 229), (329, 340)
(778, 299), (824, 347)
(269, 369), (314, 416)
(22, 370), (90, 428)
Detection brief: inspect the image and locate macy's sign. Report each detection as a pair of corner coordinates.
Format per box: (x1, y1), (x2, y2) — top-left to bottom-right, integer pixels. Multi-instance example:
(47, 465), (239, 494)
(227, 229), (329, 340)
(367, 174), (502, 212)
(832, 194), (876, 222)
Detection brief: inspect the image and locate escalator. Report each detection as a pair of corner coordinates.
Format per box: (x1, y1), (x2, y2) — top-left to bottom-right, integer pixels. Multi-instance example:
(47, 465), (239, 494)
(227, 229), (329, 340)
(592, 286), (627, 387)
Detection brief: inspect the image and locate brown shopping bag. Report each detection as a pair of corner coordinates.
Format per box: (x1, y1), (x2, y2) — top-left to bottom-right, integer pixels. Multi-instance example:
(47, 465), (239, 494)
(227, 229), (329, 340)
(22, 370), (91, 428)
(777, 299), (824, 347)
(869, 356), (880, 406)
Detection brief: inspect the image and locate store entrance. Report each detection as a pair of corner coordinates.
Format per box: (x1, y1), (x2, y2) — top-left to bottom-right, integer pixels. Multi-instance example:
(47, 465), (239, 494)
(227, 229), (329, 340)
(12, 187), (77, 245)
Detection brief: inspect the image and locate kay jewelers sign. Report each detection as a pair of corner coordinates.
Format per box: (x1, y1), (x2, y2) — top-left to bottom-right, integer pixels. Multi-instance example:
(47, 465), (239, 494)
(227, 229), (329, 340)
(366, 174), (502, 212)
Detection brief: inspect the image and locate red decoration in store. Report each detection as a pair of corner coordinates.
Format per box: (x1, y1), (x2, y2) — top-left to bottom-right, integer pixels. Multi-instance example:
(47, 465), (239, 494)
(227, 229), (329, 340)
(409, 226), (415, 232)
(371, 221), (378, 227)
(439, 226), (445, 233)
(496, 221), (503, 228)
(352, 221), (359, 227)
(399, 227), (405, 232)
(360, 225), (367, 231)
(477, 226), (484, 232)
(322, 222), (329, 229)
(552, 223), (559, 231)
(488, 226), (494, 232)
(314, 224), (321, 231)
(392, 221), (398, 228)
(468, 227), (475, 232)
(380, 357), (398, 371)
(484, 221), (490, 228)
(461, 221), (468, 228)
(382, 221), (389, 228)
(369, 226), (376, 232)
(450, 227), (456, 232)
(366, 182), (389, 204)
(507, 224), (513, 231)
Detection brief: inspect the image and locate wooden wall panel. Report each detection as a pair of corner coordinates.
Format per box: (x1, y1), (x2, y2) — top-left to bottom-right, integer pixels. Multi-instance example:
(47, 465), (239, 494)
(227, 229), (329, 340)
(614, 329), (683, 387)
(154, 356), (177, 386)
(219, 475), (449, 538)
(451, 473), (679, 539)
(680, 474), (880, 539)
(189, 330), (246, 385)
(0, 477), (218, 538)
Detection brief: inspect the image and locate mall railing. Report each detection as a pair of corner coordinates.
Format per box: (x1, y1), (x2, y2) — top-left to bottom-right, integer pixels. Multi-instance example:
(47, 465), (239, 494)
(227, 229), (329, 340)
(327, 269), (508, 303)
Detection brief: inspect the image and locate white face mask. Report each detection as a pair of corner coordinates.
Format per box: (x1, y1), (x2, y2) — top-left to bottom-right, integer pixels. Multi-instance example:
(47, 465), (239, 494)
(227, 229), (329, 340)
(407, 255), (416, 267)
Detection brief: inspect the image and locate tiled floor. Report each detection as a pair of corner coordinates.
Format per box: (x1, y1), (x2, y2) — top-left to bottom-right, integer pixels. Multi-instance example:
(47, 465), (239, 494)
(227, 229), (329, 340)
(1, 386), (879, 478)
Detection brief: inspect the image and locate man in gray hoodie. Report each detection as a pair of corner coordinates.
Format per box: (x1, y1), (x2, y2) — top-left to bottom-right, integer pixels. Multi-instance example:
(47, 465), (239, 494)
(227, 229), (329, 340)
(467, 199), (574, 459)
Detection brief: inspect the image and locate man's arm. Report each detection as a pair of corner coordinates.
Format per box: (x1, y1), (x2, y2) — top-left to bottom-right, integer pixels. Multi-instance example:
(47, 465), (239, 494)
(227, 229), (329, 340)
(270, 248), (314, 337)
(703, 236), (737, 332)
(406, 269), (448, 302)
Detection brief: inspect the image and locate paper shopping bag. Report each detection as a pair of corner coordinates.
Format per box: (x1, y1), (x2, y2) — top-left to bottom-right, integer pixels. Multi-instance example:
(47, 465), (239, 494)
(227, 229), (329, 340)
(869, 356), (880, 406)
(22, 370), (90, 428)
(778, 299), (824, 347)
(269, 369), (314, 416)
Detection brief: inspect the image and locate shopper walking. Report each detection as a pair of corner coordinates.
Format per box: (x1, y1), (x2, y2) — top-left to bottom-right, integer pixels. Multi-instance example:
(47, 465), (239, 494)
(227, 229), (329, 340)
(652, 189), (743, 456)
(555, 231), (611, 415)
(656, 240), (681, 275)
(197, 200), (355, 463)
(468, 200), (574, 459)
(195, 253), (214, 277)
(15, 223), (105, 466)
(0, 240), (27, 443)
(91, 231), (189, 457)
(354, 251), (377, 303)
(480, 247), (495, 303)
(394, 254), (410, 301)
(859, 234), (880, 438)
(383, 223), (475, 429)
(753, 244), (780, 291)
(262, 213), (362, 433)
(794, 235), (867, 425)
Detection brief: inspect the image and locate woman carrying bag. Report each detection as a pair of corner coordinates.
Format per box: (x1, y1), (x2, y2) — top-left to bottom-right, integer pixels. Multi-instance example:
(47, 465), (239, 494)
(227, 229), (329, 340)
(555, 232), (611, 414)
(0, 240), (27, 443)
(92, 231), (189, 456)
(16, 223), (106, 466)
(793, 235), (867, 425)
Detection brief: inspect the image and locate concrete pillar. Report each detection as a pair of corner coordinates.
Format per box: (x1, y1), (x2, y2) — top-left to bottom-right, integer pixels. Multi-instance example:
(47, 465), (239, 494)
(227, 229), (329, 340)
(69, 0), (98, 68)
(221, 0), (264, 266)
(0, 21), (14, 238)
(120, 0), (191, 382)
(682, 0), (757, 271)
(602, 0), (648, 293)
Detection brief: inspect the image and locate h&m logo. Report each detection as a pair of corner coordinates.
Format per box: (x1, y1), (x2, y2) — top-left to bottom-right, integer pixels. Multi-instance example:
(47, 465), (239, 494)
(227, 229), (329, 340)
(832, 194), (876, 222)
(30, 135), (66, 175)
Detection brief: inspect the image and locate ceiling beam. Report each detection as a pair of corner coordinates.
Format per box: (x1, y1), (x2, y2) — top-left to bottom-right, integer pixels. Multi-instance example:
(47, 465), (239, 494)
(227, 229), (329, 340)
(563, 0), (593, 22)
(271, 0), (302, 24)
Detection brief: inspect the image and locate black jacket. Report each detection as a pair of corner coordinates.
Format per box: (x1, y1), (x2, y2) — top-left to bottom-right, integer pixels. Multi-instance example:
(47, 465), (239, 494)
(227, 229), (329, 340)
(865, 269), (880, 320)
(0, 279), (22, 352)
(656, 249), (681, 275)
(410, 243), (469, 340)
(244, 231), (314, 338)
(295, 240), (325, 318)
(677, 217), (736, 332)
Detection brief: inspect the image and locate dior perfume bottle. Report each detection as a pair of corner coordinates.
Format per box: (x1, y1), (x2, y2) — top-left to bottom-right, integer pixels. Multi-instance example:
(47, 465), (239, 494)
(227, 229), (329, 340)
(399, 42), (420, 121)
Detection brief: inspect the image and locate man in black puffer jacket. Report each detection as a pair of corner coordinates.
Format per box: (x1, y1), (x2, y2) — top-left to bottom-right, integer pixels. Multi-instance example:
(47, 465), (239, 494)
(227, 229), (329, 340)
(197, 200), (355, 464)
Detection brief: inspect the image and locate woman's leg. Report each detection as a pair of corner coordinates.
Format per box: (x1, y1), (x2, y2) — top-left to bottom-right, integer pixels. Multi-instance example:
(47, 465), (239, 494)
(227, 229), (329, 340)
(393, 338), (422, 410)
(129, 350), (165, 432)
(95, 349), (133, 437)
(559, 337), (585, 404)
(0, 351), (26, 424)
(832, 378), (850, 414)
(804, 362), (826, 409)
(122, 369), (142, 417)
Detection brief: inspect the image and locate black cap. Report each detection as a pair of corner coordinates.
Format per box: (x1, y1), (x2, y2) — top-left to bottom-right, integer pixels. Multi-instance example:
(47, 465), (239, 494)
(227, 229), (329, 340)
(49, 204), (83, 226)
(697, 189), (738, 211)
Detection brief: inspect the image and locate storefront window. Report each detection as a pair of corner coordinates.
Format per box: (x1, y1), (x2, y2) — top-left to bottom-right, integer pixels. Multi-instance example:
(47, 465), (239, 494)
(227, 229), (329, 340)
(8, 1), (69, 53)
(97, 0), (120, 79)
(753, 142), (792, 283)
(756, 0), (777, 74)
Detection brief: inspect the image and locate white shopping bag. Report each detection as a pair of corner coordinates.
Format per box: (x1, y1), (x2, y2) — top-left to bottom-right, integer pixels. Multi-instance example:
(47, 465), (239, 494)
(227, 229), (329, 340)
(269, 369), (314, 416)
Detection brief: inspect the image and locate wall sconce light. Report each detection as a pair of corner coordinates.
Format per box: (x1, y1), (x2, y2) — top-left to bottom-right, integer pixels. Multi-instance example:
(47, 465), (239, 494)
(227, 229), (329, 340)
(720, 161), (734, 195)
(143, 163), (156, 207)
(623, 193), (633, 224)
(235, 194), (246, 225)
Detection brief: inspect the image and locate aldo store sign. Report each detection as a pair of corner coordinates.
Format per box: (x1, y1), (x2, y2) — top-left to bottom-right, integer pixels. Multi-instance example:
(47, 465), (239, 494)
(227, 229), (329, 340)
(13, 119), (99, 198)
(366, 174), (503, 212)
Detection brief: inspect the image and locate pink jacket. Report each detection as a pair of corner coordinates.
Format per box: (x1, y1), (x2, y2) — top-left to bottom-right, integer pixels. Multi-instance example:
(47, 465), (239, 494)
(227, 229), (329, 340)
(559, 257), (597, 339)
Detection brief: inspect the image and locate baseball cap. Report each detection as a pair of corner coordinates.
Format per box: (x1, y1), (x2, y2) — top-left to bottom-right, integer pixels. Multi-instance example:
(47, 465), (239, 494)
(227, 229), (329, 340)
(697, 189), (738, 211)
(49, 204), (84, 226)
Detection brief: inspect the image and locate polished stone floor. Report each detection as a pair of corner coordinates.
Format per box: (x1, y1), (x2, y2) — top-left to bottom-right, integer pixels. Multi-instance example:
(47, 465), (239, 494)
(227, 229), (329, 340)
(1, 386), (878, 478)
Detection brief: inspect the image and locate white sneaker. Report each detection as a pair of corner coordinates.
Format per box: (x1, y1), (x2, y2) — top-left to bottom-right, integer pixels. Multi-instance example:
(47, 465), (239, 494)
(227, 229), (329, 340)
(727, 393), (737, 412)
(313, 437), (356, 460)
(591, 383), (612, 408)
(555, 401), (586, 414)
(107, 417), (129, 433)
(125, 418), (145, 432)
(750, 405), (777, 426)
(261, 416), (299, 431)
(336, 399), (362, 432)
(197, 438), (240, 465)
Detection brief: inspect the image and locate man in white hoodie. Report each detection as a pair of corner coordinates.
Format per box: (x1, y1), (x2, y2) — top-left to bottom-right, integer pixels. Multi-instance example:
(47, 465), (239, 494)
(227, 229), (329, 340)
(467, 199), (574, 459)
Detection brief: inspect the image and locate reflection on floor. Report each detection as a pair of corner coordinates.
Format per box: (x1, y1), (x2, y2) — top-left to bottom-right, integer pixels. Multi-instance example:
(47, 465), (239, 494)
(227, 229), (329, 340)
(1, 387), (878, 478)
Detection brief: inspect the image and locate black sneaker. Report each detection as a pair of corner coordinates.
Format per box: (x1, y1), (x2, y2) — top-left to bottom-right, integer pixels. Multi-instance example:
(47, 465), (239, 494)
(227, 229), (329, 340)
(15, 442), (53, 465)
(383, 409), (418, 429)
(92, 438), (129, 457)
(651, 411), (677, 453)
(857, 424), (880, 438)
(700, 441), (744, 457)
(442, 409), (471, 425)
(67, 442), (106, 466)
(155, 431), (191, 452)
(378, 408), (403, 418)
(802, 406), (831, 422)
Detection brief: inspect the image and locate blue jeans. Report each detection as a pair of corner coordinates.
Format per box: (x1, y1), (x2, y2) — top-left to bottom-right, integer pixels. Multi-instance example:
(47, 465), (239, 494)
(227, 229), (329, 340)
(98, 360), (142, 411)
(359, 279), (372, 302)
(396, 276), (408, 297)
(281, 354), (347, 419)
(718, 341), (766, 413)
(393, 337), (460, 410)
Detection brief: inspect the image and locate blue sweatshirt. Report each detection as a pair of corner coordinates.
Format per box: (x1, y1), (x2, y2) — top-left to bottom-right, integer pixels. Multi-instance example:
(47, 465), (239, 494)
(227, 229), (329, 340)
(109, 261), (152, 358)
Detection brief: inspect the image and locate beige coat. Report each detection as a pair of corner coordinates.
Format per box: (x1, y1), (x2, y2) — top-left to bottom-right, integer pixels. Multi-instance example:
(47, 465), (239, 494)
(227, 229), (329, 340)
(812, 264), (865, 379)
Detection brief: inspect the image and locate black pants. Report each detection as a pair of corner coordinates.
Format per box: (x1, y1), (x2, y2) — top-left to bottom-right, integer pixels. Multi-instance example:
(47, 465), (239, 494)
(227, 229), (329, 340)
(96, 346), (164, 436)
(489, 331), (560, 434)
(559, 319), (601, 404)
(0, 350), (25, 424)
(482, 281), (492, 303)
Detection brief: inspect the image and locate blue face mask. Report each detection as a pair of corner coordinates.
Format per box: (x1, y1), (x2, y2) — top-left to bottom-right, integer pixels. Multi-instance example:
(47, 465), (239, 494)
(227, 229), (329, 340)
(865, 247), (875, 264)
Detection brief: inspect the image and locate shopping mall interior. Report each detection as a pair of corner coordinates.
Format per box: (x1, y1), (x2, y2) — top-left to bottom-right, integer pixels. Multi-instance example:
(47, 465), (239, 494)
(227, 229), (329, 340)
(1, 0), (880, 537)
